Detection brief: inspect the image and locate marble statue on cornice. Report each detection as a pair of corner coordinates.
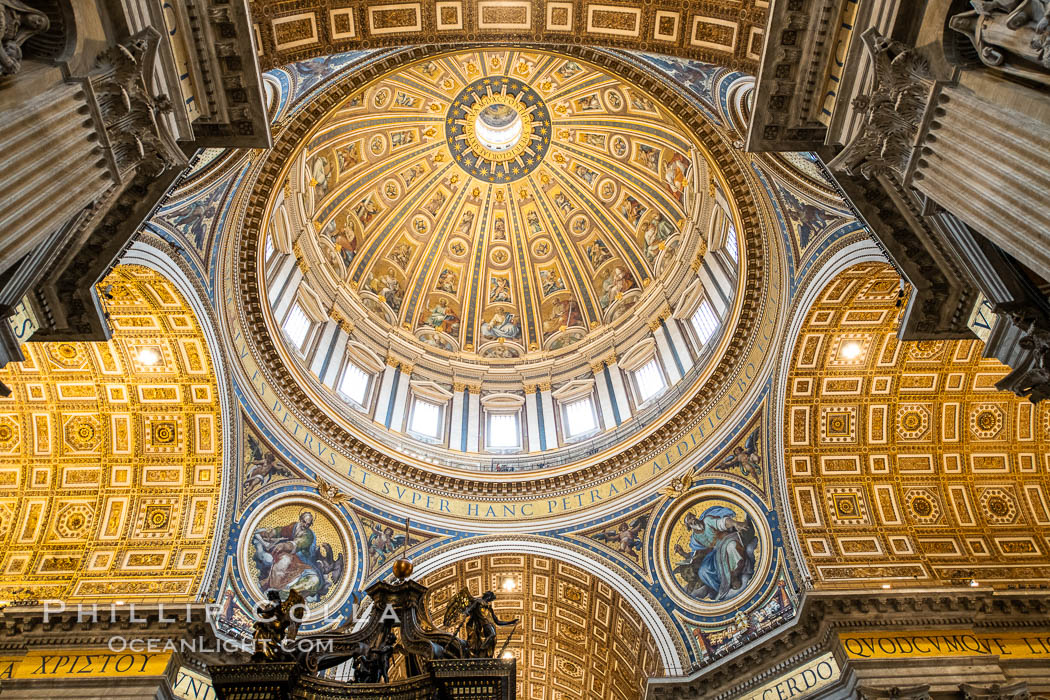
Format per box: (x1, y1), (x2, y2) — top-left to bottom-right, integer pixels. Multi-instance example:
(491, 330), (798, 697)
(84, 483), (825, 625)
(950, 0), (1050, 86)
(0, 0), (49, 75)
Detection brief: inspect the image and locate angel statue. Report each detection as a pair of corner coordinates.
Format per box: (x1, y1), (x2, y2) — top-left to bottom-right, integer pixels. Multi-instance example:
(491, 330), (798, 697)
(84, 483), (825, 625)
(352, 630), (398, 684)
(252, 589), (304, 661)
(443, 588), (519, 658)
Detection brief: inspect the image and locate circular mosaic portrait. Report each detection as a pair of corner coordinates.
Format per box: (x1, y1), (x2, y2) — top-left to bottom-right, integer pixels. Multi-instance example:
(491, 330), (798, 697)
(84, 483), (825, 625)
(656, 487), (770, 614)
(239, 496), (355, 621)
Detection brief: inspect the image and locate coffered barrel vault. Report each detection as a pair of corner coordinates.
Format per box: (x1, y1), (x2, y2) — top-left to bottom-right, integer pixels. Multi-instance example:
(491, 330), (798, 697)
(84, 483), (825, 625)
(784, 263), (1050, 589)
(419, 553), (663, 700)
(0, 265), (225, 602)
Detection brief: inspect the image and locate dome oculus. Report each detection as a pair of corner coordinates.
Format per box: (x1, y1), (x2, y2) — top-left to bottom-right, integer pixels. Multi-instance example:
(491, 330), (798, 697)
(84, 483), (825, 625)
(446, 77), (551, 182)
(475, 104), (523, 151)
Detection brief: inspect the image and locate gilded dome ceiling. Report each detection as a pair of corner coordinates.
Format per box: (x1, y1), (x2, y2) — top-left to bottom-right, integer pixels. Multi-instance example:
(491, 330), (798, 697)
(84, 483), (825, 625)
(228, 45), (779, 520)
(287, 48), (702, 360)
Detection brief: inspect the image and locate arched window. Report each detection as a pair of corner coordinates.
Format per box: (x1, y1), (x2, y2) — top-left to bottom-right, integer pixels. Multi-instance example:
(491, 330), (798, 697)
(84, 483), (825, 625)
(408, 397), (443, 439)
(337, 360), (372, 408)
(690, 299), (718, 345)
(487, 412), (521, 449)
(264, 233), (276, 263)
(633, 357), (667, 403)
(563, 396), (598, 438)
(282, 302), (313, 353)
(724, 222), (739, 262)
(482, 393), (525, 451)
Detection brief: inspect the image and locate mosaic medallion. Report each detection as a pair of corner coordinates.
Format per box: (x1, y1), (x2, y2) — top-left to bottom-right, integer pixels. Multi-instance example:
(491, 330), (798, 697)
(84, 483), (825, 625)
(446, 77), (552, 182)
(240, 496), (354, 620)
(656, 487), (770, 614)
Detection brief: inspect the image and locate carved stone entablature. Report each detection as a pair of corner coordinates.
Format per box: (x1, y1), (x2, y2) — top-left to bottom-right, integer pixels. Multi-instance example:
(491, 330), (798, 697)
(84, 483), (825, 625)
(0, 603), (240, 665)
(646, 590), (1050, 700)
(182, 0), (271, 148)
(961, 682), (1031, 700)
(89, 29), (186, 180)
(29, 166), (182, 340)
(828, 28), (933, 184)
(0, 0), (49, 76)
(950, 0), (1050, 87)
(990, 305), (1050, 402)
(826, 171), (979, 340)
(745, 0), (843, 151)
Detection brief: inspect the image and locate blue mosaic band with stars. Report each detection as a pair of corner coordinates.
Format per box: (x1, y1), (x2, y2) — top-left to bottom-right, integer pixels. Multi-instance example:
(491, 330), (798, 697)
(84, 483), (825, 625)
(445, 77), (552, 183)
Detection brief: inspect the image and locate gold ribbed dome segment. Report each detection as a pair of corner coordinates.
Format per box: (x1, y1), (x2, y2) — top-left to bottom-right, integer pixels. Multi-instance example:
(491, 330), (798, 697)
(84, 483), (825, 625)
(296, 49), (698, 359)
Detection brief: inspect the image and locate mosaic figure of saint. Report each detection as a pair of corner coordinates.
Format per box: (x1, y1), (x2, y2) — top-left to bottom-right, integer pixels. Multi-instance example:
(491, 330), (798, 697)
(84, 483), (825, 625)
(252, 510), (344, 603)
(672, 506), (757, 602)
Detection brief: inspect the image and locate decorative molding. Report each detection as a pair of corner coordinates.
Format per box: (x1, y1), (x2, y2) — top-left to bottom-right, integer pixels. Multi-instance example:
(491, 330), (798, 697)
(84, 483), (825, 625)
(247, 1), (767, 74)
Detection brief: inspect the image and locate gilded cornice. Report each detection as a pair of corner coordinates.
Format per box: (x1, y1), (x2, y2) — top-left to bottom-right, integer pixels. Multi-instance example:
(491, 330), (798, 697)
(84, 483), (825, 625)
(250, 1), (767, 75)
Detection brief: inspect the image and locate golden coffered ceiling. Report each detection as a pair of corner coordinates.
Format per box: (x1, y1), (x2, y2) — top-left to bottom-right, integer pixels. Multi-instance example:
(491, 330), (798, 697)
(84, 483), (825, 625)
(249, 0), (767, 74)
(785, 263), (1050, 588)
(419, 553), (662, 700)
(288, 48), (702, 360)
(0, 265), (224, 602)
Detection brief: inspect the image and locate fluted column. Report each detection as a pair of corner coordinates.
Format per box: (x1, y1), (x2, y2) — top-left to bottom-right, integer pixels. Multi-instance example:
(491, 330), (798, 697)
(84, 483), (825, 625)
(912, 85), (1050, 282)
(653, 320), (683, 383)
(605, 361), (632, 422)
(388, 364), (412, 432)
(525, 387), (542, 451)
(449, 385), (467, 451)
(0, 82), (113, 276)
(318, 325), (349, 388)
(697, 259), (732, 316)
(539, 385), (558, 448)
(308, 321), (337, 377)
(374, 361), (398, 428)
(593, 361), (617, 429)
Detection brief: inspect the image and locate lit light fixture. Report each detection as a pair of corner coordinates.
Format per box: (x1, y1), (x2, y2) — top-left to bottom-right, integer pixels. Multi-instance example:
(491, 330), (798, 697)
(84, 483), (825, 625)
(502, 577), (516, 592)
(969, 579), (979, 587)
(137, 347), (161, 366)
(501, 651), (515, 660)
(840, 341), (863, 360)
(881, 584), (891, 589)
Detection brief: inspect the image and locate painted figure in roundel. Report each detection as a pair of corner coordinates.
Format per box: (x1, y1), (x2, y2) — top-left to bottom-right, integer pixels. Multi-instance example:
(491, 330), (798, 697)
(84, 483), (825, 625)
(252, 508), (345, 604)
(668, 499), (758, 603)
